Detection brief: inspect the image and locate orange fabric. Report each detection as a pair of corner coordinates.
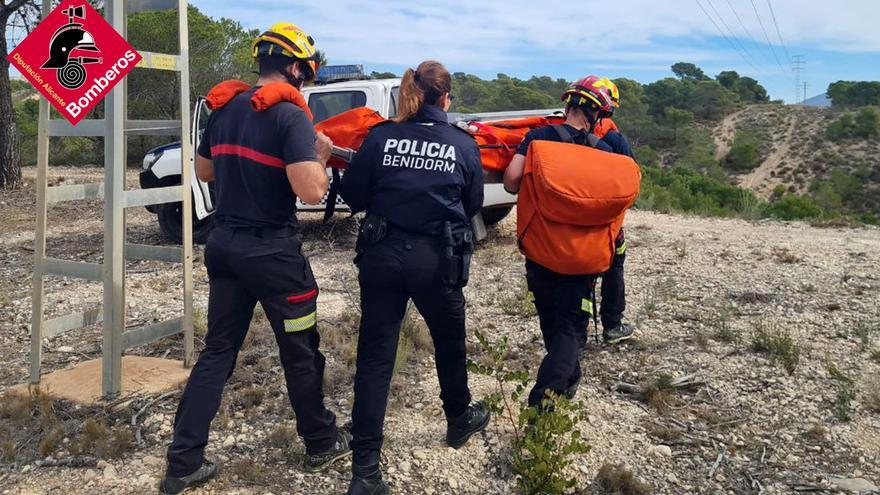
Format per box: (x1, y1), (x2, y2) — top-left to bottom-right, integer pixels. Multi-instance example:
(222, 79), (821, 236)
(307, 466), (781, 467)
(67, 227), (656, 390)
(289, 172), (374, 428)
(593, 118), (619, 138)
(206, 80), (251, 111)
(471, 115), (565, 171)
(516, 140), (640, 275)
(205, 80), (313, 120)
(250, 81), (313, 120)
(314, 107), (386, 169)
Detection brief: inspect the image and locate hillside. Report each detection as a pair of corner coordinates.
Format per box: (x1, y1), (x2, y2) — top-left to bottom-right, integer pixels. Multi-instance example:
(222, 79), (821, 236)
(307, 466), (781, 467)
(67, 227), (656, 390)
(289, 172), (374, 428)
(709, 104), (880, 217)
(1, 167), (879, 494)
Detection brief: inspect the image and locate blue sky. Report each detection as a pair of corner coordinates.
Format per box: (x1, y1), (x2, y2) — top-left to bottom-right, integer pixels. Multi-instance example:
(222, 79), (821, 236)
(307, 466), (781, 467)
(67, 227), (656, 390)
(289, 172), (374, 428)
(10, 0), (880, 102)
(189, 0), (880, 103)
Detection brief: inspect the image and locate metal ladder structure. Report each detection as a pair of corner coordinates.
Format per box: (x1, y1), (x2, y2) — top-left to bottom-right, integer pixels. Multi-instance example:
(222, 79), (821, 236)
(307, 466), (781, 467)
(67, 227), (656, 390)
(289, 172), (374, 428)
(30, 0), (194, 398)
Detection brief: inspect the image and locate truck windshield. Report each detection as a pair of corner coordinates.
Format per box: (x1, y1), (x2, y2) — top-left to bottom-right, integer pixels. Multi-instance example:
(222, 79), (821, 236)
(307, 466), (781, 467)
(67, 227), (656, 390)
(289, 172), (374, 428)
(309, 90), (367, 123)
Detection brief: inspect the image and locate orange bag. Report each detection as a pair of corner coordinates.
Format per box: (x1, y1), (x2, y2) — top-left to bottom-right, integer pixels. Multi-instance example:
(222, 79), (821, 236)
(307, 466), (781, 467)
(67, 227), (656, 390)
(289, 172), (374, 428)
(517, 134), (641, 275)
(314, 107), (385, 169)
(471, 116), (565, 171)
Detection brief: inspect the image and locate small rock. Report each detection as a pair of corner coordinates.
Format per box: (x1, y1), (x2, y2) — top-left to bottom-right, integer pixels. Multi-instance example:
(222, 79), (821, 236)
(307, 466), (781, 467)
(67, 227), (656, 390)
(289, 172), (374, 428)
(57, 346), (75, 353)
(222, 435), (236, 448)
(413, 449), (429, 460)
(399, 461), (411, 473)
(828, 477), (878, 493)
(83, 469), (97, 481)
(142, 455), (163, 468)
(651, 445), (673, 457)
(103, 464), (118, 479)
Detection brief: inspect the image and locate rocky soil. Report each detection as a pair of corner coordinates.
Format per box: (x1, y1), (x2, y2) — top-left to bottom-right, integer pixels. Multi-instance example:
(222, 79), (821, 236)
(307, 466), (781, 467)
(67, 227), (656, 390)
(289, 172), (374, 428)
(1, 167), (880, 494)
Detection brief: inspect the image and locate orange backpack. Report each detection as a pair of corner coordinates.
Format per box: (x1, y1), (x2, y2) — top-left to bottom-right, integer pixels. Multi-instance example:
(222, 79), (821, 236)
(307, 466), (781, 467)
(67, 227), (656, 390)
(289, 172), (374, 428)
(516, 126), (641, 275)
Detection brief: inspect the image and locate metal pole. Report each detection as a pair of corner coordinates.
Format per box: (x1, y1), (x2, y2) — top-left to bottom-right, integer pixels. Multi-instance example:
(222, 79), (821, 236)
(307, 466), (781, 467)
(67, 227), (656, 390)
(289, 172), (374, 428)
(178, 0), (194, 367)
(102, 0), (126, 398)
(29, 0), (53, 385)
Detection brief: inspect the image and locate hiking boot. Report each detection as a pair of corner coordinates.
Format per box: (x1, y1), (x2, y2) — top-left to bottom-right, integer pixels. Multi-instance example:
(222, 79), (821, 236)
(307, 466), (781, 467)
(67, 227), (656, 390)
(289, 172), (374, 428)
(303, 423), (353, 473)
(446, 402), (490, 449)
(158, 460), (218, 495)
(603, 323), (635, 344)
(565, 375), (581, 400)
(346, 463), (390, 495)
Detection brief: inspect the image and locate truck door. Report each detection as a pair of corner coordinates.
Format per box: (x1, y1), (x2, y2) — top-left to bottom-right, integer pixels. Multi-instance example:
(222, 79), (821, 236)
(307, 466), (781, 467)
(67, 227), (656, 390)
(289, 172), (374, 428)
(191, 96), (214, 220)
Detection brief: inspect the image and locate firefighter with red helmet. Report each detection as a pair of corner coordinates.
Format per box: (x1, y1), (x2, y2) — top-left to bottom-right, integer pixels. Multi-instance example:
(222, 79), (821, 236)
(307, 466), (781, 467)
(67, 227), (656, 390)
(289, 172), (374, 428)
(503, 75), (633, 409)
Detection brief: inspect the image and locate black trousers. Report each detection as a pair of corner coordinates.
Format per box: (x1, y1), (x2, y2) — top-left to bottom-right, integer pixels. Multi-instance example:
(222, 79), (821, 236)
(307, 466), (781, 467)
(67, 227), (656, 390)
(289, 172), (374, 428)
(525, 260), (596, 408)
(351, 233), (472, 467)
(166, 227), (337, 478)
(600, 229), (627, 329)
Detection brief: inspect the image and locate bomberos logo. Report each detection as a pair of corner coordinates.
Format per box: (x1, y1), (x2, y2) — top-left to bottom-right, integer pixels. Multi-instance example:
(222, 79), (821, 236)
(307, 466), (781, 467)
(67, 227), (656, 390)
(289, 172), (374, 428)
(7, 0), (142, 125)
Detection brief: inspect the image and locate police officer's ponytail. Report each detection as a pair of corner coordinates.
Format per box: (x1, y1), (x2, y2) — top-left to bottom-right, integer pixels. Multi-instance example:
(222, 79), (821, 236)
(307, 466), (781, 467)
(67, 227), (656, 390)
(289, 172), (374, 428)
(396, 60), (452, 123)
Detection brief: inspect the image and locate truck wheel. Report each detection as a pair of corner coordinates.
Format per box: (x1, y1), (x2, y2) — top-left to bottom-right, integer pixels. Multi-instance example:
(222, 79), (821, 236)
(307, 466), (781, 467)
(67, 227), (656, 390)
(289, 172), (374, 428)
(480, 206), (513, 226)
(158, 202), (214, 245)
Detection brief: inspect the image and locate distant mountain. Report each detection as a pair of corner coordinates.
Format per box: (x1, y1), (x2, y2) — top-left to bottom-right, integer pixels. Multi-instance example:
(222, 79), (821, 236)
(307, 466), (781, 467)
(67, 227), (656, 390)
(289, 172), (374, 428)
(800, 93), (832, 108)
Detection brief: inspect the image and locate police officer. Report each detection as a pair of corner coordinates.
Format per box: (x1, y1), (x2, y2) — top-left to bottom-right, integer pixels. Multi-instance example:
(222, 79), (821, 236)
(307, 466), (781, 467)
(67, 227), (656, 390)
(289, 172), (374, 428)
(502, 76), (625, 408)
(339, 60), (489, 495)
(159, 23), (350, 495)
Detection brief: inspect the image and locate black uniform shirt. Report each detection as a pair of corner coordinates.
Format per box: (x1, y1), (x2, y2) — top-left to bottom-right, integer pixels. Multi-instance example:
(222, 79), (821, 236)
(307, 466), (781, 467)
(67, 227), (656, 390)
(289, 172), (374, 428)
(516, 123), (613, 155)
(197, 88), (317, 229)
(340, 105), (484, 236)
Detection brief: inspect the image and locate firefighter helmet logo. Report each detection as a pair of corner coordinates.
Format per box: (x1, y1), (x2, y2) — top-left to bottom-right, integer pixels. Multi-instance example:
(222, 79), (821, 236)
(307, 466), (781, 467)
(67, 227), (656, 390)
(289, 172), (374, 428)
(40, 5), (102, 90)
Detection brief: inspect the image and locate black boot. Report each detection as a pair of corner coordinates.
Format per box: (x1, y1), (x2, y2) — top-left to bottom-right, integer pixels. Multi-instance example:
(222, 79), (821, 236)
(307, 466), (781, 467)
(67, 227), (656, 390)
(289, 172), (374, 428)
(346, 463), (390, 495)
(446, 402), (490, 449)
(158, 460), (218, 495)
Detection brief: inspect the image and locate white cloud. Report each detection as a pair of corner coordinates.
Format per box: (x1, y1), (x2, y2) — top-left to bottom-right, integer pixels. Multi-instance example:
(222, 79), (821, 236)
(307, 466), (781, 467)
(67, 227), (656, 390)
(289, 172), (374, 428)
(195, 0), (880, 75)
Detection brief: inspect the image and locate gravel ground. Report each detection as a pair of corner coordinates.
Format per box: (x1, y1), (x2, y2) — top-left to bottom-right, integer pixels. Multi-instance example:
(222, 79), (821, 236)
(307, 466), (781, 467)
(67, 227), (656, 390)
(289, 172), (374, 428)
(1, 166), (879, 494)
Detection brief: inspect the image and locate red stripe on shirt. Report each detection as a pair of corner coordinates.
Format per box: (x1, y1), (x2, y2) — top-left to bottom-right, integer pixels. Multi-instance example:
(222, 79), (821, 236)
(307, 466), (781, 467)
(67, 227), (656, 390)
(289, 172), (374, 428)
(211, 144), (285, 168)
(286, 288), (318, 304)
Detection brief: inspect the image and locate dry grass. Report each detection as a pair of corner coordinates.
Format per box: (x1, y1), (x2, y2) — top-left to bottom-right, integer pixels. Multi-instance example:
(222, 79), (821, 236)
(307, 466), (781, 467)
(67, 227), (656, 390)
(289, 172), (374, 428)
(594, 463), (652, 495)
(498, 283), (537, 318)
(228, 458), (269, 486)
(266, 424), (298, 450)
(750, 321), (801, 375)
(639, 373), (678, 413)
(233, 386), (265, 409)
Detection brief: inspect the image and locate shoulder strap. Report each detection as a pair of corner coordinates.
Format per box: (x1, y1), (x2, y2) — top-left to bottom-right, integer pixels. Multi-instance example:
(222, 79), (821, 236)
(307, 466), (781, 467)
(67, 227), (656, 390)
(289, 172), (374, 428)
(552, 124), (601, 148)
(551, 124), (574, 144)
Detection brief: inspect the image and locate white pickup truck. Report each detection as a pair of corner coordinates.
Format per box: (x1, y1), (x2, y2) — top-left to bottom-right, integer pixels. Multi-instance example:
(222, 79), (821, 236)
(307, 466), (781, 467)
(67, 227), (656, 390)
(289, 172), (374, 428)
(139, 73), (536, 243)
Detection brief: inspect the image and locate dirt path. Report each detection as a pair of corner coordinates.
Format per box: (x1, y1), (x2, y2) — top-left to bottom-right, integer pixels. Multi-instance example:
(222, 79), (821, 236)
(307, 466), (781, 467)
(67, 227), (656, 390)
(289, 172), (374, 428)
(2, 167), (880, 494)
(738, 112), (798, 197)
(713, 107), (746, 160)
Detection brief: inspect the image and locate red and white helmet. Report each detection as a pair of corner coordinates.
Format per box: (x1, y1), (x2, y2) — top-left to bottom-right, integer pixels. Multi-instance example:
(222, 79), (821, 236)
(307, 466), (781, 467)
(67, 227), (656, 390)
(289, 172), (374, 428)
(561, 75), (613, 114)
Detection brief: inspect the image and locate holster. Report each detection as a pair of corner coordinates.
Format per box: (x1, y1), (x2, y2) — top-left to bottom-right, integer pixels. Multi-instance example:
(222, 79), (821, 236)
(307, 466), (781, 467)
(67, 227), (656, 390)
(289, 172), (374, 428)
(354, 213), (388, 265)
(441, 221), (475, 290)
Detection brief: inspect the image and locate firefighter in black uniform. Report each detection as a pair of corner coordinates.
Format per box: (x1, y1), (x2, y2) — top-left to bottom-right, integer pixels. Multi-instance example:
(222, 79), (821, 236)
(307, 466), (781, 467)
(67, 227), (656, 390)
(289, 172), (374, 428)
(159, 23), (350, 495)
(339, 60), (489, 495)
(502, 76), (624, 409)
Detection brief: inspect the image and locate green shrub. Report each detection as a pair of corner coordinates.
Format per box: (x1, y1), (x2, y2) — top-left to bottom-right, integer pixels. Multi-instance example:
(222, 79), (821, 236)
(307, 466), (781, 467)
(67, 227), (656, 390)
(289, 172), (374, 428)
(767, 194), (823, 221)
(723, 131), (762, 171)
(827, 107), (880, 141)
(468, 330), (590, 495)
(750, 321), (801, 374)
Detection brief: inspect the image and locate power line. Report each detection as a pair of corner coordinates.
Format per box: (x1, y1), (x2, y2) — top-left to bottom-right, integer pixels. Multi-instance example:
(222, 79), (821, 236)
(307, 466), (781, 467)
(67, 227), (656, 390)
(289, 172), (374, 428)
(749, 0), (792, 80)
(725, 0), (775, 67)
(695, 0), (761, 73)
(766, 0), (792, 64)
(705, 0), (761, 69)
